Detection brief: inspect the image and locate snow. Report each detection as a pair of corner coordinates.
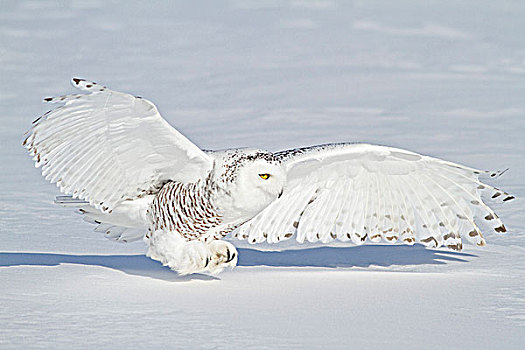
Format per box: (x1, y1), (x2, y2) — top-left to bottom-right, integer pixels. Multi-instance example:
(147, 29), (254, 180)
(1, 0), (524, 348)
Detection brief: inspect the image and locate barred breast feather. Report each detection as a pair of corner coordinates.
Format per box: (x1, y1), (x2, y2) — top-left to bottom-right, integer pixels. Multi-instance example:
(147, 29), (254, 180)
(148, 179), (223, 241)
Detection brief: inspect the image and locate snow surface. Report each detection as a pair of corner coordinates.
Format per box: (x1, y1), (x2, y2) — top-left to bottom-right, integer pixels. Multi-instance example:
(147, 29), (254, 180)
(1, 0), (524, 349)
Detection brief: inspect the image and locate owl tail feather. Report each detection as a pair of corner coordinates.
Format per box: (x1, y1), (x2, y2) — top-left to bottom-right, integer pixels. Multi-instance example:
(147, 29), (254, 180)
(55, 195), (149, 243)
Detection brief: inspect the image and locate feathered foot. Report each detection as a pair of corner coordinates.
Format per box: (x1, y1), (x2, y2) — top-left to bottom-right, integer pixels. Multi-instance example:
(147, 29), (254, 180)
(145, 230), (237, 275)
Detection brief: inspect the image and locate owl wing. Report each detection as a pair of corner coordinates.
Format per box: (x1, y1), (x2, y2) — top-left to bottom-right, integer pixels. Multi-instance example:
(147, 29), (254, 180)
(235, 143), (514, 250)
(24, 78), (213, 213)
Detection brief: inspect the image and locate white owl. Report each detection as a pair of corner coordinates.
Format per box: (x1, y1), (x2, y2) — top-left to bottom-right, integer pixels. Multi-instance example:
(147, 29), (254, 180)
(24, 79), (514, 275)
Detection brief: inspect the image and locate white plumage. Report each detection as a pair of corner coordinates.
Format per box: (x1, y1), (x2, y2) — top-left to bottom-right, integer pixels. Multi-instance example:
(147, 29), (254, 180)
(27, 78), (212, 214)
(25, 79), (514, 275)
(238, 144), (510, 249)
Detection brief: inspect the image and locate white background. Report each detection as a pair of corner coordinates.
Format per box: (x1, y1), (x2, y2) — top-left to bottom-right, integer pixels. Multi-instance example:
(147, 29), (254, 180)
(1, 1), (524, 348)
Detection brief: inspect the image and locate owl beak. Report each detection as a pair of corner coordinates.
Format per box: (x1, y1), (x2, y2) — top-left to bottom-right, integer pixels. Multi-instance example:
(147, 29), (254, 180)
(278, 189), (284, 198)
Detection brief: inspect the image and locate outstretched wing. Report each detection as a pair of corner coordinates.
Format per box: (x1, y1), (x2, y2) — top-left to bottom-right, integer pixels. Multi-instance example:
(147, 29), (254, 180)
(235, 143), (514, 250)
(24, 78), (213, 213)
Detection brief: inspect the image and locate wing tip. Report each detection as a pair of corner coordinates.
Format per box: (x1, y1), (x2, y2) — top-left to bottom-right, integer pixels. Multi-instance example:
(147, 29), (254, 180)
(488, 168), (509, 178)
(71, 77), (107, 92)
(40, 78), (108, 105)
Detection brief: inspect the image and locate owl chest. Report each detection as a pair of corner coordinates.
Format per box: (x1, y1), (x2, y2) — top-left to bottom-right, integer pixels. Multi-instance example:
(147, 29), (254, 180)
(147, 181), (228, 240)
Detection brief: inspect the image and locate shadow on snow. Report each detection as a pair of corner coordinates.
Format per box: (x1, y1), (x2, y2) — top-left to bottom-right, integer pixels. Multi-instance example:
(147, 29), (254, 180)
(0, 245), (474, 281)
(238, 244), (474, 268)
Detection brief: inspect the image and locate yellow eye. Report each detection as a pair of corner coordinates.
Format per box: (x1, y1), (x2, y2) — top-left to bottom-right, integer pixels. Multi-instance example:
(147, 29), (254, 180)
(259, 173), (270, 180)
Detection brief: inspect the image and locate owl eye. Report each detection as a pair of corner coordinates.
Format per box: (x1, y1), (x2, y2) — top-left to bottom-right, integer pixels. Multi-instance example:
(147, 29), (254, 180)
(259, 173), (270, 180)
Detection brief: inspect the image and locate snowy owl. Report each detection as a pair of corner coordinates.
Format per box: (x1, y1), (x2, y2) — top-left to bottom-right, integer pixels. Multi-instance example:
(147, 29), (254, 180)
(24, 79), (515, 275)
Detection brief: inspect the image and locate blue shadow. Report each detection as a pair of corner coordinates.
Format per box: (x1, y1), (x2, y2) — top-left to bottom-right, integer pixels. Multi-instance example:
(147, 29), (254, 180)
(0, 252), (217, 282)
(0, 244), (474, 281)
(238, 244), (474, 268)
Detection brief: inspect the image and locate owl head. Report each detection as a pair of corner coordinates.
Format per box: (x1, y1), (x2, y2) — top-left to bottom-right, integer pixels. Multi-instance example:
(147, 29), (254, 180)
(210, 149), (286, 221)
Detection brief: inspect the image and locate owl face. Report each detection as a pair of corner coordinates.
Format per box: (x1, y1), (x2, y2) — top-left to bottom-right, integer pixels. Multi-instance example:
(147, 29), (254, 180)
(211, 149), (286, 221)
(229, 158), (286, 218)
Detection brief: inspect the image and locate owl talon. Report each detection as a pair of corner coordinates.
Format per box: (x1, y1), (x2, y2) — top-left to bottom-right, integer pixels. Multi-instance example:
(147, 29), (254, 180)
(225, 247), (232, 263)
(206, 240), (238, 274)
(226, 251), (236, 263)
